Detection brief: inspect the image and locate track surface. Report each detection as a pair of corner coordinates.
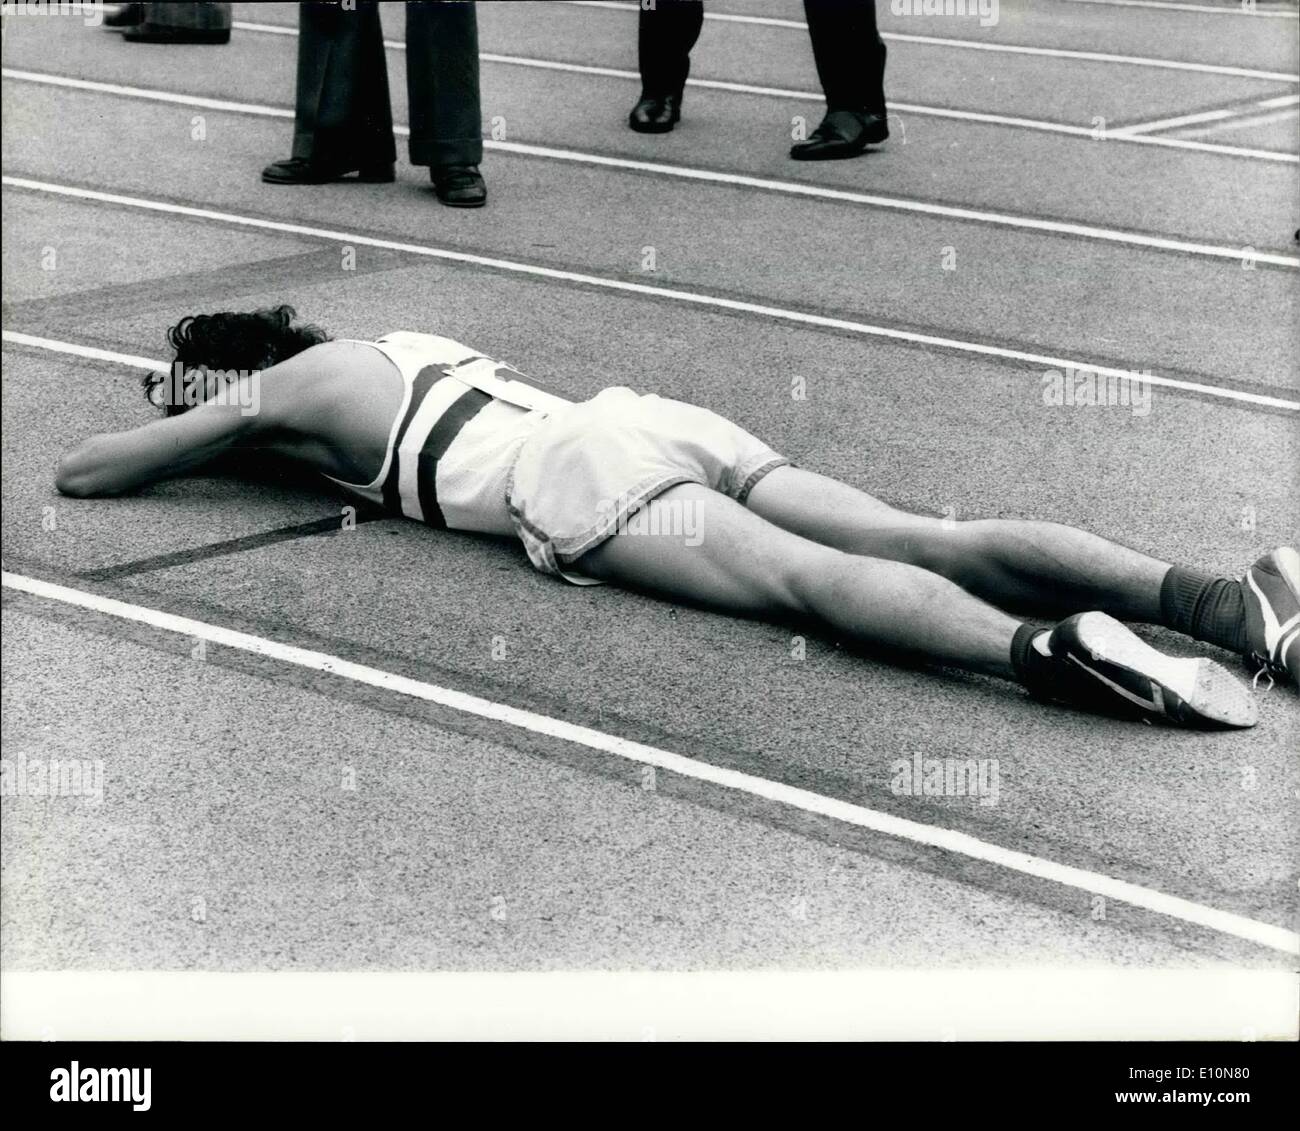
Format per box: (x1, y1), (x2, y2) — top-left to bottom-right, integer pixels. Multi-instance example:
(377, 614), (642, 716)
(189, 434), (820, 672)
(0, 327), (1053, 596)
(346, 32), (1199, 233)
(2, 2), (1298, 975)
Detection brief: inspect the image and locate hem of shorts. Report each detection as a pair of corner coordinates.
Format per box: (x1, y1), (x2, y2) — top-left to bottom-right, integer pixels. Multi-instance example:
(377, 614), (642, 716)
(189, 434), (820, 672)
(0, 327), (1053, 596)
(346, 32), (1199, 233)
(552, 473), (699, 565)
(732, 456), (790, 504)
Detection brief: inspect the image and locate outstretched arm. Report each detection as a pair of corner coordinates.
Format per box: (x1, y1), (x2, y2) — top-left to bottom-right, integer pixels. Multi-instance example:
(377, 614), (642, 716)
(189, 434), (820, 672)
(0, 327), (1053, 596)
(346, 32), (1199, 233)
(55, 376), (266, 497)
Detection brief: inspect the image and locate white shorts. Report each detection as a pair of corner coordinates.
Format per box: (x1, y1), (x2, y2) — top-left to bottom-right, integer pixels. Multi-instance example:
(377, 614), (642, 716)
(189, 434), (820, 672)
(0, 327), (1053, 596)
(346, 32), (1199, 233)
(506, 387), (788, 584)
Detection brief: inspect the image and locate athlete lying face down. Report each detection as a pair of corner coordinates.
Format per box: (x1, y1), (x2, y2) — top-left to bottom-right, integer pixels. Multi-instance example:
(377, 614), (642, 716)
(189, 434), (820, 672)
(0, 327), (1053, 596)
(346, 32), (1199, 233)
(56, 306), (1298, 728)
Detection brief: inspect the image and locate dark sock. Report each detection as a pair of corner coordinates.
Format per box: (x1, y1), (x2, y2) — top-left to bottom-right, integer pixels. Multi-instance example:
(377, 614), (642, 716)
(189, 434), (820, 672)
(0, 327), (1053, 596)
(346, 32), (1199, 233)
(1010, 622), (1054, 697)
(1159, 566), (1247, 654)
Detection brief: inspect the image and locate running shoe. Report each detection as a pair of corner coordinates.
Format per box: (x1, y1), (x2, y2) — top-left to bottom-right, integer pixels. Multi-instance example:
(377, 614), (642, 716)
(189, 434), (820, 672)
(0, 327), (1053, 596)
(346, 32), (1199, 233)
(1042, 612), (1257, 728)
(1241, 547), (1300, 687)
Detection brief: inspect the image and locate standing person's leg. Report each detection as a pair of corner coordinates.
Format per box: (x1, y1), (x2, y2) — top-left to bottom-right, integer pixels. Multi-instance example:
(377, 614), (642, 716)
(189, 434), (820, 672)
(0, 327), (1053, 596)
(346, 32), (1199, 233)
(262, 1), (397, 184)
(791, 0), (889, 159)
(577, 483), (1257, 727)
(629, 0), (705, 133)
(407, 0), (487, 207)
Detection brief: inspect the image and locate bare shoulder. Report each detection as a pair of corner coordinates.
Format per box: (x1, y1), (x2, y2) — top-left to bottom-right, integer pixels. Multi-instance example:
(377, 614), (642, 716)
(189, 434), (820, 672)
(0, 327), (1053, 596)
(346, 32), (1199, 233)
(265, 339), (381, 383)
(253, 339), (403, 465)
(257, 340), (396, 423)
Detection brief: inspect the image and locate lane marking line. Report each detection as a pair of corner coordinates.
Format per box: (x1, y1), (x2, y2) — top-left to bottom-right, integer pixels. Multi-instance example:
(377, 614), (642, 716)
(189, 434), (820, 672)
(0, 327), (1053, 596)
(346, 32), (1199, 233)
(4, 196), (1297, 414)
(222, 20), (1300, 162)
(2, 332), (167, 369)
(1113, 93), (1300, 136)
(1, 333), (164, 370)
(4, 568), (1297, 956)
(560, 0), (1300, 81)
(1057, 0), (1298, 16)
(6, 69), (1298, 269)
(1175, 106), (1300, 136)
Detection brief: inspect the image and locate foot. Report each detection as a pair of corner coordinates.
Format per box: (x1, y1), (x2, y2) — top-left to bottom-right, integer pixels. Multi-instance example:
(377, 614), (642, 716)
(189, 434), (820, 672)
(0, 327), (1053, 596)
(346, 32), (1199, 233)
(1032, 612), (1257, 728)
(629, 93), (682, 134)
(103, 3), (144, 28)
(431, 164), (486, 208)
(122, 24), (231, 44)
(1241, 547), (1300, 687)
(789, 109), (888, 161)
(261, 157), (395, 185)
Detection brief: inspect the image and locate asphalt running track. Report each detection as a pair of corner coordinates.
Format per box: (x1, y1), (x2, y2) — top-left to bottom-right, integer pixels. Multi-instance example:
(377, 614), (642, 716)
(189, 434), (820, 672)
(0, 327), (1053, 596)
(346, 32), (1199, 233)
(1, 1), (1297, 991)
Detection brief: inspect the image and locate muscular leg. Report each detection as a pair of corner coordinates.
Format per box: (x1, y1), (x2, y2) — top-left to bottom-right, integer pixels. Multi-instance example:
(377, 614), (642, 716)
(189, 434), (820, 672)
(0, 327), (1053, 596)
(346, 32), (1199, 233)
(576, 481), (1261, 726)
(746, 466), (1168, 621)
(577, 483), (1021, 677)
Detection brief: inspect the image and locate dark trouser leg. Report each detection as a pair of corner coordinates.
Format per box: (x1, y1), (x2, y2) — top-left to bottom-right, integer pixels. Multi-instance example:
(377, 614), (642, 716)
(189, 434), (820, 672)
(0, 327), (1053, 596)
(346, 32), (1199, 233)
(638, 0), (704, 98)
(291, 1), (396, 167)
(405, 0), (483, 167)
(802, 0), (886, 114)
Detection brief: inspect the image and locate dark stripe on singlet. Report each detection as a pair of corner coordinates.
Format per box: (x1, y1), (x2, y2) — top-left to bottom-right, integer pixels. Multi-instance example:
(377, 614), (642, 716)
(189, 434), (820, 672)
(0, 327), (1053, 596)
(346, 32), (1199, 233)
(381, 363), (447, 514)
(417, 387), (492, 528)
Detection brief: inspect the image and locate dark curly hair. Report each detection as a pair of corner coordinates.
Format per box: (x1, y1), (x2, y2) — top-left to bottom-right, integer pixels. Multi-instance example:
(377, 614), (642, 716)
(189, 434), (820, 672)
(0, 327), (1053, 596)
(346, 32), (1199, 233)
(142, 304), (331, 415)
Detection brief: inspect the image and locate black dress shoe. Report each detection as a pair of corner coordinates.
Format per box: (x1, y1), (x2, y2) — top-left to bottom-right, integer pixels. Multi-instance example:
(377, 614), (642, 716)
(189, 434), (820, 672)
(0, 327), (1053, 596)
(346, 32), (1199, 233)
(261, 157), (396, 185)
(123, 23), (231, 44)
(789, 109), (888, 161)
(629, 93), (682, 134)
(104, 3), (144, 27)
(431, 164), (486, 208)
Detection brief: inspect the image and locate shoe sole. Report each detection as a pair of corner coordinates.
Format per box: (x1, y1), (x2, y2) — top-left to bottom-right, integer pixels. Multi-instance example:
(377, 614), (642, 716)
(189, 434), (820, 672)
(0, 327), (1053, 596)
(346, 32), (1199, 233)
(1245, 547), (1300, 683)
(1063, 612), (1257, 729)
(790, 128), (889, 161)
(789, 141), (884, 160)
(261, 170), (395, 185)
(628, 119), (679, 134)
(437, 197), (487, 208)
(122, 29), (231, 44)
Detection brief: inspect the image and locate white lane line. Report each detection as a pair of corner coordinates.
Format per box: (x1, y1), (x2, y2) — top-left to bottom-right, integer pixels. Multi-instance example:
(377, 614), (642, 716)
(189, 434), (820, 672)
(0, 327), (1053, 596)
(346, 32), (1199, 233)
(224, 19), (1299, 162)
(560, 0), (1300, 81)
(480, 52), (1299, 162)
(2, 68), (296, 117)
(6, 177), (1298, 412)
(1114, 108), (1249, 135)
(8, 70), (1299, 268)
(1176, 106), (1300, 136)
(1113, 93), (1300, 136)
(4, 568), (1296, 957)
(3, 332), (165, 371)
(1057, 0), (1298, 16)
